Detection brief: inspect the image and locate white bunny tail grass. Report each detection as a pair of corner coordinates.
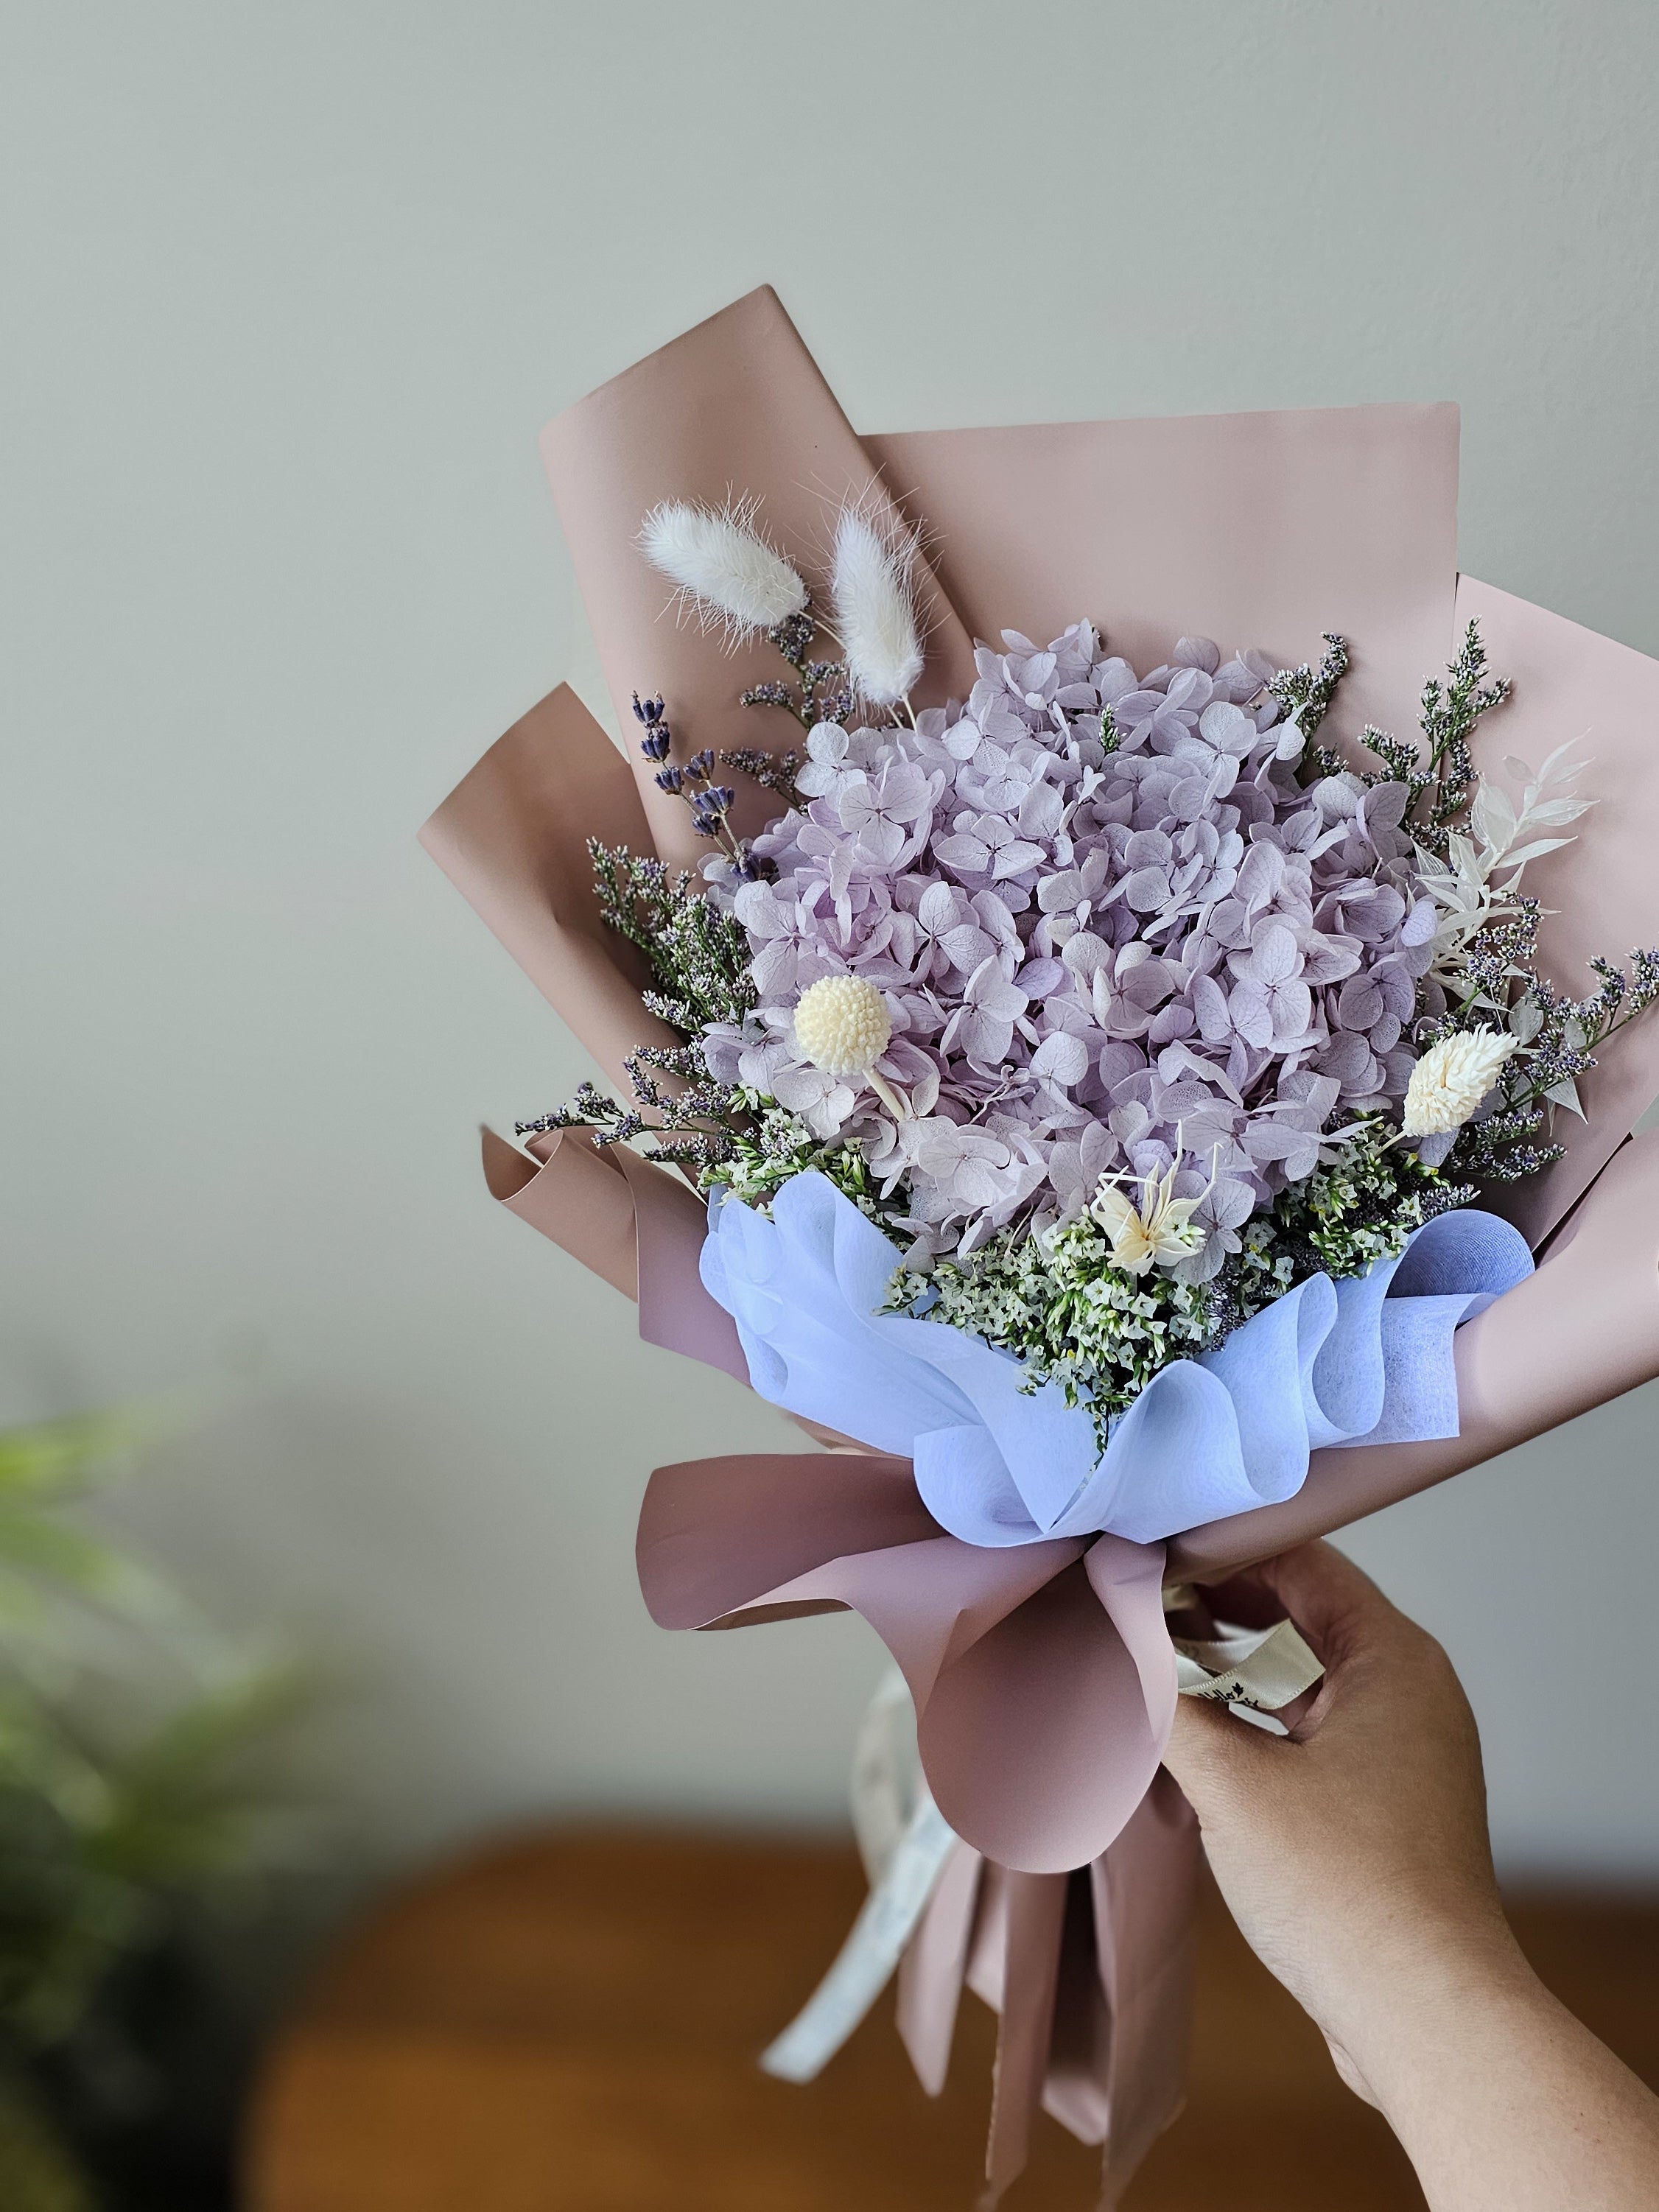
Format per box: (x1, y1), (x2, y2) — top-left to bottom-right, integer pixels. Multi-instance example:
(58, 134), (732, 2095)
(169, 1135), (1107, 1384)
(639, 498), (808, 639)
(830, 509), (925, 708)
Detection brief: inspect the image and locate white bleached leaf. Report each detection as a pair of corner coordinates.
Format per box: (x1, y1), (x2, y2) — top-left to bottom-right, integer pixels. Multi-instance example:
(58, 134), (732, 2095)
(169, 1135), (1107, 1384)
(1507, 997), (1545, 1044)
(1522, 797), (1593, 826)
(1470, 782), (1515, 852)
(1495, 836), (1574, 869)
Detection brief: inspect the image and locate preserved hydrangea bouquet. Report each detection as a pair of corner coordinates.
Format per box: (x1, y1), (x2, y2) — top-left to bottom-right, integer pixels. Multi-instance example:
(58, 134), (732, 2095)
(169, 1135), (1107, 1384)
(521, 497), (1658, 1539)
(422, 289), (1659, 2208)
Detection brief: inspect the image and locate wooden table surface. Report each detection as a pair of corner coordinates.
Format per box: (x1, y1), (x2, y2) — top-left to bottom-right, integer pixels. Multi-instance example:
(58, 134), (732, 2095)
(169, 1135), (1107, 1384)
(245, 1830), (1659, 2212)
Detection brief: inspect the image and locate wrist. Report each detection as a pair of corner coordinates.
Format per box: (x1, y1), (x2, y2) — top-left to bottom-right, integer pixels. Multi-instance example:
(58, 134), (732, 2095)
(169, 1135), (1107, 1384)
(1323, 1908), (1541, 2113)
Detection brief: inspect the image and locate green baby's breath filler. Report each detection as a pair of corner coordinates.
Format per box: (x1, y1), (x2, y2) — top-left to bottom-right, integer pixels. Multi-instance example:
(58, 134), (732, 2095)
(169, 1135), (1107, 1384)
(900, 1219), (1220, 1452)
(883, 1127), (1468, 1454)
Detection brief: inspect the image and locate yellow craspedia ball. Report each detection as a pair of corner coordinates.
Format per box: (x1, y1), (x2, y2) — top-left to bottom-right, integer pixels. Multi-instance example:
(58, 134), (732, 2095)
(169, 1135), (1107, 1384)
(793, 974), (892, 1078)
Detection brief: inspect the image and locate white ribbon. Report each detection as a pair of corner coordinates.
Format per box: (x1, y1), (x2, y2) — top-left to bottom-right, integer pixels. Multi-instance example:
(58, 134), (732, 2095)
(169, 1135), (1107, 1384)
(760, 1609), (1325, 2084)
(1165, 1581), (1326, 1712)
(1175, 1618), (1325, 1708)
(761, 1666), (956, 2083)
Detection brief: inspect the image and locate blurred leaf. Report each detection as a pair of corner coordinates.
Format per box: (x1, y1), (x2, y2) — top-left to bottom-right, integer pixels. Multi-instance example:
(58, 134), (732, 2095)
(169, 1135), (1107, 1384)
(85, 1661), (315, 1888)
(0, 1412), (156, 1500)
(0, 1408), (320, 2054)
(0, 1513), (132, 1600)
(0, 2072), (94, 2212)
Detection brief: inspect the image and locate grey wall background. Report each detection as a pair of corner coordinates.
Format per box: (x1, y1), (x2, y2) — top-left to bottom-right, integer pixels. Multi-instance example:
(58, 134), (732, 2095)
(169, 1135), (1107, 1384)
(4, 0), (1658, 1881)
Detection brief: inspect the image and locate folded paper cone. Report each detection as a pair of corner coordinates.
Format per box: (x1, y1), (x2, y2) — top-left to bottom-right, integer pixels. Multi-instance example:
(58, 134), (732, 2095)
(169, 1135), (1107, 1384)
(539, 287), (975, 866)
(421, 685), (678, 1106)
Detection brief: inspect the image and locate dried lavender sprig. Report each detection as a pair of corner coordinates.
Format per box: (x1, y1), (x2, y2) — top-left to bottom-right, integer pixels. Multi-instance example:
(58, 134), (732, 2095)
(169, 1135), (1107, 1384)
(631, 693), (758, 872)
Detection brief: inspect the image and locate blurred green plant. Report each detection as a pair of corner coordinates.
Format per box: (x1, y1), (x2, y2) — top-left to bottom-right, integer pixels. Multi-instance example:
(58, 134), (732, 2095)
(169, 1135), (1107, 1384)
(0, 1407), (312, 2211)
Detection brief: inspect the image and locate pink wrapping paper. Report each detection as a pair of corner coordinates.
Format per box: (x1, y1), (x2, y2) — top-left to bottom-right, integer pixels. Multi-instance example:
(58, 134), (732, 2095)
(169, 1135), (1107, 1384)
(423, 686), (679, 1103)
(539, 287), (975, 867)
(421, 286), (1659, 2200)
(864, 401), (1459, 748)
(1451, 580), (1659, 1246)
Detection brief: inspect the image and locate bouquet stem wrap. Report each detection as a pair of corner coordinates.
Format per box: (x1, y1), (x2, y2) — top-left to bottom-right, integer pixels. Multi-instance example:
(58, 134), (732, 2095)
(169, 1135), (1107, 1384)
(489, 1114), (1205, 2201)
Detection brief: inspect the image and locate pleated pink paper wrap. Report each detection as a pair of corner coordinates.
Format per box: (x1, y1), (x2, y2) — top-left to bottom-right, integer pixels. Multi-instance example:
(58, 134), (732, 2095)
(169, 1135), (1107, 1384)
(422, 288), (1659, 2205)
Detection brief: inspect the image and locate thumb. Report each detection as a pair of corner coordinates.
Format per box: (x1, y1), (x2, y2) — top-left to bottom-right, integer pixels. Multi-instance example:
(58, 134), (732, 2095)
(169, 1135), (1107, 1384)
(1161, 1690), (1281, 1808)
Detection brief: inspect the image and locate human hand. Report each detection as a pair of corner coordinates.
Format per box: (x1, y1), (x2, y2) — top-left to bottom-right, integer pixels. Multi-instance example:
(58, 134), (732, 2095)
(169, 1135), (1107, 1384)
(1162, 1540), (1659, 2211)
(1162, 1539), (1509, 2100)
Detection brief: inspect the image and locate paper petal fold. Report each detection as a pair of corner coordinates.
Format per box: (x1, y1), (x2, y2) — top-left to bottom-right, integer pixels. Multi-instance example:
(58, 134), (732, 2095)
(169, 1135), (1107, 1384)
(636, 1447), (1176, 1875)
(701, 1171), (1534, 1548)
(540, 286), (975, 866)
(1170, 1127), (1659, 1580)
(420, 684), (676, 1106)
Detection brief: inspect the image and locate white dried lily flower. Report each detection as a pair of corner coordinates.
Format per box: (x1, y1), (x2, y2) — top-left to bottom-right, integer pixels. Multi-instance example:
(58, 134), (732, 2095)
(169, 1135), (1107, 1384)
(1090, 1162), (1204, 1275)
(830, 510), (925, 708)
(639, 499), (807, 637)
(1402, 1028), (1518, 1136)
(793, 975), (909, 1117)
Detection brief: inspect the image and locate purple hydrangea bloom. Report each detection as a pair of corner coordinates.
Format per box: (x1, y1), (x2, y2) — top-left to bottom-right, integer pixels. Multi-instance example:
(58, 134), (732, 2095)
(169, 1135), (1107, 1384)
(703, 624), (1437, 1271)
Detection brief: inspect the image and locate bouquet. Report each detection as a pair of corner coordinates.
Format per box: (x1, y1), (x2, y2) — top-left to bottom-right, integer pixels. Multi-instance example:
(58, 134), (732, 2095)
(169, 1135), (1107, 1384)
(423, 289), (1659, 2204)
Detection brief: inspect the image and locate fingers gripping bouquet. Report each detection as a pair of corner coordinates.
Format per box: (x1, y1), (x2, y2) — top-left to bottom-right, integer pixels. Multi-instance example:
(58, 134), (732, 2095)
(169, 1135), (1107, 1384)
(423, 290), (1659, 2203)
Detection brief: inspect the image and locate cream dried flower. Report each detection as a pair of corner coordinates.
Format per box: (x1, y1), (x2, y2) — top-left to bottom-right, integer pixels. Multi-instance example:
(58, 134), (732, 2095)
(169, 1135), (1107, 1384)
(793, 975), (908, 1117)
(639, 499), (807, 637)
(1090, 1161), (1205, 1276)
(1402, 1028), (1518, 1136)
(830, 510), (925, 709)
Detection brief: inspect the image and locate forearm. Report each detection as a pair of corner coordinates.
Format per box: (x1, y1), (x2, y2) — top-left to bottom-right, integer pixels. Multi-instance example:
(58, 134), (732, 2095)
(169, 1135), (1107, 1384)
(1343, 1928), (1659, 2212)
(1165, 1551), (1659, 2207)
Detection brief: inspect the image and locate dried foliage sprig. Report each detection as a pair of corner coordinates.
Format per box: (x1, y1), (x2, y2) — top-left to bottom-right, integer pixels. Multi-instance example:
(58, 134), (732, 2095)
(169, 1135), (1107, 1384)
(1413, 622), (1514, 849)
(586, 837), (754, 1034)
(739, 597), (852, 734)
(1295, 623), (1512, 855)
(719, 744), (802, 808)
(1412, 742), (1592, 1003)
(1270, 625), (1652, 1184)
(1269, 631), (1350, 751)
(517, 1053), (752, 1179)
(1439, 938), (1659, 1181)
